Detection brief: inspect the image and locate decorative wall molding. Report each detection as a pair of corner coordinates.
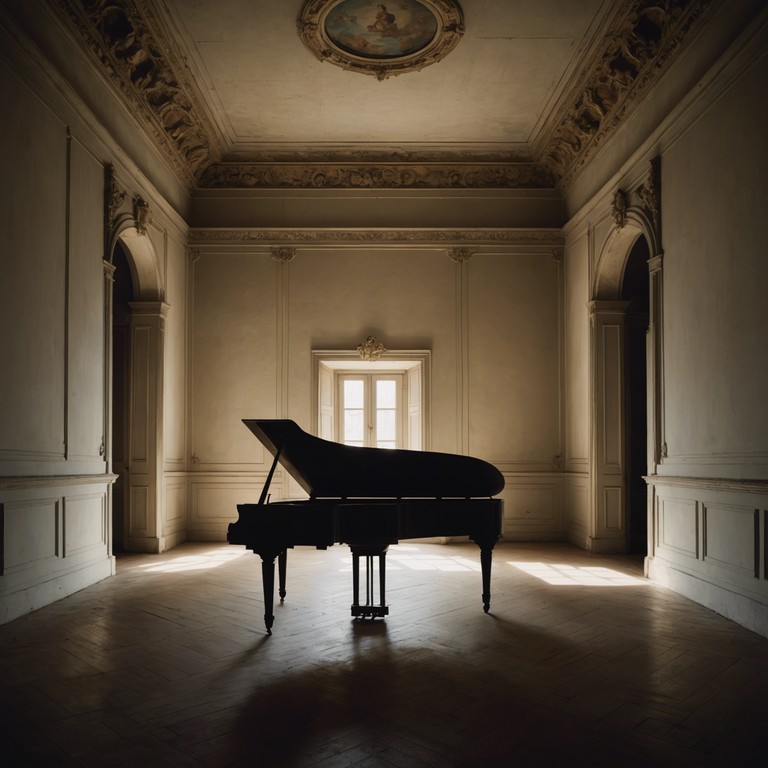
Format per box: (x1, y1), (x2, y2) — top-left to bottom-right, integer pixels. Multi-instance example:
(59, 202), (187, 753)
(197, 161), (555, 190)
(133, 196), (151, 236)
(612, 189), (627, 228)
(357, 336), (387, 361)
(189, 228), (565, 247)
(270, 247), (297, 263)
(447, 247), (473, 263)
(646, 475), (768, 495)
(297, 0), (464, 81)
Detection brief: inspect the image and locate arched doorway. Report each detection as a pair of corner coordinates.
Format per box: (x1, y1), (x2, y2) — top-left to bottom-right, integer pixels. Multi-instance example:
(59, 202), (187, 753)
(621, 236), (650, 553)
(590, 219), (654, 554)
(107, 217), (167, 553)
(111, 242), (134, 552)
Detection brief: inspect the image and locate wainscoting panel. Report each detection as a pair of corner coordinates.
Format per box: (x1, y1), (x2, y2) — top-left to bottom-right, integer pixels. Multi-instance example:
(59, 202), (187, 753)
(703, 502), (758, 580)
(648, 477), (768, 637)
(63, 493), (106, 558)
(0, 477), (115, 624)
(656, 494), (698, 560)
(501, 475), (564, 540)
(188, 474), (274, 541)
(2, 498), (61, 574)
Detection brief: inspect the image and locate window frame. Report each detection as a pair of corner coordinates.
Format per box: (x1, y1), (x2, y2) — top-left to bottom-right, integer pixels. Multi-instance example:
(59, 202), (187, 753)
(311, 349), (431, 451)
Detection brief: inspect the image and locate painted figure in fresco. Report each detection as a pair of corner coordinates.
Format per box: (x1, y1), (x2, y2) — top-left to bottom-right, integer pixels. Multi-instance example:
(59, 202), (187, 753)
(368, 4), (398, 37)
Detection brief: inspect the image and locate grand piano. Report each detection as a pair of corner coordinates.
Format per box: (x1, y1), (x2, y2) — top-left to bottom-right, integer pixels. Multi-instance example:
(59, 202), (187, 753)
(228, 419), (505, 633)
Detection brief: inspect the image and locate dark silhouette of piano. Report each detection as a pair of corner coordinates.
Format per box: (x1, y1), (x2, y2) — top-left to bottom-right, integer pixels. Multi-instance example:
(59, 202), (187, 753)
(228, 419), (505, 633)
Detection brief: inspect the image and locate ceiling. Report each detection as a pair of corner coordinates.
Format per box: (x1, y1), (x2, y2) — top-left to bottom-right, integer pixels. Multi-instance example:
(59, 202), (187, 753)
(161, 0), (610, 152)
(53, 0), (717, 189)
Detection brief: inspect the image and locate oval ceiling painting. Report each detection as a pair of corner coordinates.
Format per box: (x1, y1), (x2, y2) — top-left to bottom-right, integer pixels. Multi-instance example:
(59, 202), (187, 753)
(326, 1), (438, 59)
(298, 0), (464, 80)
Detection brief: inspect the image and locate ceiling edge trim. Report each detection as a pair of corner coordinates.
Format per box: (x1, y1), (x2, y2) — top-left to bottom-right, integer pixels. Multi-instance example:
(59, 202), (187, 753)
(197, 162), (556, 190)
(188, 228), (565, 248)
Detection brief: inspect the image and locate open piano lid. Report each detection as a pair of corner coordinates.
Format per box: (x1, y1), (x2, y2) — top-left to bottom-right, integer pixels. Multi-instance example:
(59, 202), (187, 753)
(243, 419), (505, 499)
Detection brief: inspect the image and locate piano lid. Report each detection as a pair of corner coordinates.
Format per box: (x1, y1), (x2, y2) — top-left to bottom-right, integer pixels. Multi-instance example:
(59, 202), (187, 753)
(243, 419), (505, 499)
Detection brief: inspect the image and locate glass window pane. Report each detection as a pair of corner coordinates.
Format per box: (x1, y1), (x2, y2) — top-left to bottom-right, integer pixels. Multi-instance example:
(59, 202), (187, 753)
(376, 441), (396, 449)
(344, 379), (365, 408)
(376, 379), (396, 408)
(344, 409), (364, 442)
(376, 408), (396, 441)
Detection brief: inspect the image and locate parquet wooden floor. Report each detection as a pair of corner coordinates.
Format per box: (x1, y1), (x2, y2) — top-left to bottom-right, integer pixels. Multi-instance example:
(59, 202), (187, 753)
(2, 541), (767, 767)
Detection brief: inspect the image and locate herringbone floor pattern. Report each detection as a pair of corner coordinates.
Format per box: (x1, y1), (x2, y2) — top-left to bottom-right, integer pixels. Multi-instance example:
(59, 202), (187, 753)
(1, 541), (767, 767)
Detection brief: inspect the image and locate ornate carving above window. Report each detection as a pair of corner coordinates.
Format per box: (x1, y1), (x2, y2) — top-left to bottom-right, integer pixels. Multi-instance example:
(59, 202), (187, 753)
(297, 0), (464, 80)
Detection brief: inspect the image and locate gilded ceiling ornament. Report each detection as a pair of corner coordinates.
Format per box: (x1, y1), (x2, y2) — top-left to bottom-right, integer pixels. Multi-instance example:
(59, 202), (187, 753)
(357, 336), (387, 360)
(297, 0), (464, 80)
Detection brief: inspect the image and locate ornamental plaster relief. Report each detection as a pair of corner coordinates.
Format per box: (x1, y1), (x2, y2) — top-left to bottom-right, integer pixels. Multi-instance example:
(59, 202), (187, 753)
(538, 0), (715, 187)
(188, 228), (565, 248)
(54, 0), (715, 191)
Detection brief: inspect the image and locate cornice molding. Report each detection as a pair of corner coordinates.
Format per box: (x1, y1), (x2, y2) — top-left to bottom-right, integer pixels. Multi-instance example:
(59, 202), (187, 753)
(53, 0), (221, 183)
(189, 228), (565, 247)
(537, 0), (717, 187)
(51, 0), (717, 192)
(198, 161), (555, 190)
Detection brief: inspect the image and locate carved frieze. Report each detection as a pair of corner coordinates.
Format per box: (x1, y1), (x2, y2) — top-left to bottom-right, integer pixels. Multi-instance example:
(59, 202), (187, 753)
(538, 0), (715, 186)
(189, 228), (565, 247)
(198, 161), (555, 190)
(55, 0), (220, 182)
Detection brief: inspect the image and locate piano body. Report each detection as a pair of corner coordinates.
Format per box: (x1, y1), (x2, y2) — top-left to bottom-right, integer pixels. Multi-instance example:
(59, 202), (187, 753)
(228, 419), (505, 633)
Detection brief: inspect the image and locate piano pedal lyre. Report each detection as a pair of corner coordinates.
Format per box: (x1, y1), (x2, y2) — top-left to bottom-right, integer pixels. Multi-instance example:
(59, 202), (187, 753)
(350, 545), (390, 620)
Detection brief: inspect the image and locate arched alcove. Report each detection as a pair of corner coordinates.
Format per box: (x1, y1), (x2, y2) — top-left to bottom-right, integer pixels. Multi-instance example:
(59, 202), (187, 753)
(107, 218), (169, 553)
(588, 211), (654, 554)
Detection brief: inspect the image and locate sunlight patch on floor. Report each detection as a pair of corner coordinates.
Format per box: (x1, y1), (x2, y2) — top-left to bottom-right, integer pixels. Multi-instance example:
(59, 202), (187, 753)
(508, 561), (645, 586)
(137, 548), (248, 573)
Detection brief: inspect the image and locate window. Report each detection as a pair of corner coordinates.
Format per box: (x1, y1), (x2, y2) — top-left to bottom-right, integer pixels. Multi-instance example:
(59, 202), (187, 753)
(312, 350), (430, 451)
(339, 374), (403, 448)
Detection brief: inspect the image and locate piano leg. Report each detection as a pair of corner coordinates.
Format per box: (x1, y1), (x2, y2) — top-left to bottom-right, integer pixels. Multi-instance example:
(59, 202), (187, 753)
(255, 547), (285, 635)
(471, 535), (498, 613)
(278, 550), (287, 603)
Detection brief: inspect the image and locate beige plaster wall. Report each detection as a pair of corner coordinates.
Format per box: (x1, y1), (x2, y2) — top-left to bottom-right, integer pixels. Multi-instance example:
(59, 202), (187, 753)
(188, 244), (564, 539)
(661, 57), (768, 475)
(0, 55), (114, 622)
